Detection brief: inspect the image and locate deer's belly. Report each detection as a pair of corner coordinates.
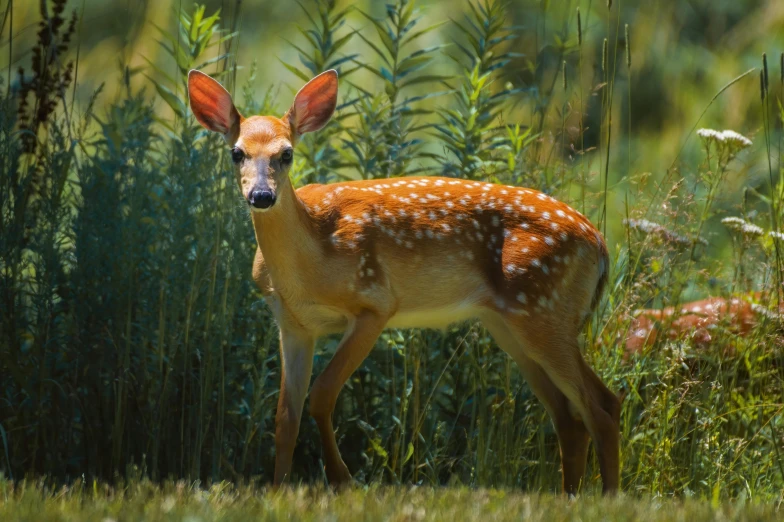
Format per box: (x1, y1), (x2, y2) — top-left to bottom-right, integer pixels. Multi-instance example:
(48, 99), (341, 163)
(275, 289), (483, 335)
(385, 303), (482, 330)
(290, 302), (480, 334)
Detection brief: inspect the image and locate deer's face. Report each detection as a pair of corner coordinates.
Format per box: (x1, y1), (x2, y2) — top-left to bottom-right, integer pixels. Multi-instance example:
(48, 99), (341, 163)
(231, 116), (293, 212)
(188, 69), (338, 213)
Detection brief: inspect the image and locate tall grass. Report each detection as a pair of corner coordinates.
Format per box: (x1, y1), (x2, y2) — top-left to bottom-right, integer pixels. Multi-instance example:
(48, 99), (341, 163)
(0, 0), (783, 502)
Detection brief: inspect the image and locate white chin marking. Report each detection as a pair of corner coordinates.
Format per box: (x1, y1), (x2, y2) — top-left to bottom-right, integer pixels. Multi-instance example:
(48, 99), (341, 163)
(250, 206), (272, 214)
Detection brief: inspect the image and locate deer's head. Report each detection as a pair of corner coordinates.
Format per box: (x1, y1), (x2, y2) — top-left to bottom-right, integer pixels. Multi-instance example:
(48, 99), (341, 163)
(187, 69), (338, 212)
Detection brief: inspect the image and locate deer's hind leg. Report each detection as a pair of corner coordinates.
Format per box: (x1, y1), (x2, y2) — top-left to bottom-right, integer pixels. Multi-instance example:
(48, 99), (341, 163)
(497, 311), (620, 494)
(481, 313), (591, 495)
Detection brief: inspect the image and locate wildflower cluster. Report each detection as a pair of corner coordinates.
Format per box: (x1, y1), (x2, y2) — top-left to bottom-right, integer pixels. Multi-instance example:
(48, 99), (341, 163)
(696, 128), (723, 141)
(696, 128), (752, 186)
(721, 216), (764, 238)
(697, 128), (753, 148)
(697, 128), (752, 167)
(624, 218), (705, 247)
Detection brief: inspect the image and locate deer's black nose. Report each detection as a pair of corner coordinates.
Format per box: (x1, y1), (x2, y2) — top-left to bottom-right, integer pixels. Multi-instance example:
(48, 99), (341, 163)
(249, 189), (275, 209)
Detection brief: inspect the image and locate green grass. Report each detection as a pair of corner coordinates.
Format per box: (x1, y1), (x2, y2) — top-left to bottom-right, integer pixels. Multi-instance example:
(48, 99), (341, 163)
(0, 479), (781, 522)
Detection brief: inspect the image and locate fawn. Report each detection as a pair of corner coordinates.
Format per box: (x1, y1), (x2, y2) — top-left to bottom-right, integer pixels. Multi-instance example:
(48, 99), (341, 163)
(625, 294), (776, 356)
(187, 68), (621, 494)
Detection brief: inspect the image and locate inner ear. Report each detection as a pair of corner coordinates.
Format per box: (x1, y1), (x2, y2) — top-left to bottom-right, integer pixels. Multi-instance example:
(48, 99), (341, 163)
(188, 70), (241, 142)
(286, 69), (338, 137)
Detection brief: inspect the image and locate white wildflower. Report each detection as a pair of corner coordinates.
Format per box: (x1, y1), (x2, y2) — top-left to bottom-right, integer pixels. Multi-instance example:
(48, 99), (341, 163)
(721, 217), (747, 229)
(742, 223), (764, 236)
(697, 128), (723, 141)
(624, 218), (660, 234)
(722, 217), (762, 237)
(769, 231), (784, 241)
(697, 128), (751, 157)
(719, 130), (752, 149)
(623, 218), (703, 246)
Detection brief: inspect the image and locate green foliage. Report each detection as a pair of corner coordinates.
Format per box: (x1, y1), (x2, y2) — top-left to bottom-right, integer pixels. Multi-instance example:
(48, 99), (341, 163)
(15, 0), (78, 154)
(238, 61), (277, 117)
(355, 0), (446, 105)
(437, 0), (526, 181)
(1, 5), (281, 482)
(146, 3), (235, 124)
(281, 0), (357, 80)
(339, 93), (392, 179)
(281, 0), (357, 185)
(351, 0), (447, 177)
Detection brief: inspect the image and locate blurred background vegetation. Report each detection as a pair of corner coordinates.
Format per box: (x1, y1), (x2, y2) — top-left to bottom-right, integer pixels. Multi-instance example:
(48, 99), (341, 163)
(1, 0), (784, 500)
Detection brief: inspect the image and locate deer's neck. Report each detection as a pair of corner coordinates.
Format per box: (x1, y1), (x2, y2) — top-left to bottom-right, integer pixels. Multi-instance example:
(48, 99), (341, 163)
(250, 182), (317, 288)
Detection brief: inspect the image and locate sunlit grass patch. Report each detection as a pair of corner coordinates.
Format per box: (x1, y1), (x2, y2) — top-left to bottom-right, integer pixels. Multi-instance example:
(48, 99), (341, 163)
(0, 480), (781, 522)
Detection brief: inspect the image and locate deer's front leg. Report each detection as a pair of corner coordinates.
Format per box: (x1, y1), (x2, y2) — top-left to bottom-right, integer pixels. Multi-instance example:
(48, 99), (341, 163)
(274, 327), (315, 485)
(309, 309), (388, 485)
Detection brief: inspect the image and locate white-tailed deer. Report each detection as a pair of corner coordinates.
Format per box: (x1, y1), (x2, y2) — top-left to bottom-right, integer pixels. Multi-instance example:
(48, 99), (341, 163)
(625, 294), (776, 356)
(187, 69), (620, 494)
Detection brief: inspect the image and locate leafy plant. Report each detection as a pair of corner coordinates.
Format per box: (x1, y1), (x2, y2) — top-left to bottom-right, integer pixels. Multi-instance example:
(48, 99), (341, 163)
(146, 3), (236, 125)
(16, 0), (78, 154)
(352, 0), (448, 177)
(435, 0), (526, 181)
(280, 0), (357, 185)
(339, 93), (391, 179)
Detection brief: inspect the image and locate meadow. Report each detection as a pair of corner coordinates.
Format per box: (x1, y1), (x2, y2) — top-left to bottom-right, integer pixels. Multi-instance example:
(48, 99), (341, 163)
(1, 0), (784, 518)
(1, 479), (783, 522)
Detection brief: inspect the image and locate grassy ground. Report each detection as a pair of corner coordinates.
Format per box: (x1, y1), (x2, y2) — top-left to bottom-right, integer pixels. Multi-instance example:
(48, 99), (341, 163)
(0, 480), (781, 522)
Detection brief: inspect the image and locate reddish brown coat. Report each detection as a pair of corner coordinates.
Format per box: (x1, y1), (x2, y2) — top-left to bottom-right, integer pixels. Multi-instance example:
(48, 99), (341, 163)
(625, 295), (775, 355)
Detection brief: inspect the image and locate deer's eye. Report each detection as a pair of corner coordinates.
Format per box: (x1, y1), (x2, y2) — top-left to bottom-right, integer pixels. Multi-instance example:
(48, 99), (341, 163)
(231, 147), (244, 164)
(281, 149), (293, 163)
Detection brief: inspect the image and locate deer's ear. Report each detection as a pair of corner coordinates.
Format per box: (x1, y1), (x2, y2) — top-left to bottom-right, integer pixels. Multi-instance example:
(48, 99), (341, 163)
(188, 70), (241, 142)
(286, 69), (338, 137)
